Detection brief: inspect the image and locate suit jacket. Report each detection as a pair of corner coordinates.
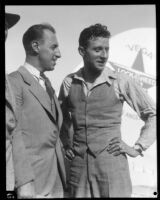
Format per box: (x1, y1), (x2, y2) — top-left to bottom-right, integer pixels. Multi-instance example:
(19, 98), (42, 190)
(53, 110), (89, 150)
(9, 66), (66, 196)
(6, 75), (34, 190)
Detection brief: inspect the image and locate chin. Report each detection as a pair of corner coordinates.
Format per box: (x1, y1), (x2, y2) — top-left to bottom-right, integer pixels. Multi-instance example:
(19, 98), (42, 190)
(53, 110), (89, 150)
(49, 65), (55, 71)
(50, 67), (55, 71)
(96, 66), (105, 72)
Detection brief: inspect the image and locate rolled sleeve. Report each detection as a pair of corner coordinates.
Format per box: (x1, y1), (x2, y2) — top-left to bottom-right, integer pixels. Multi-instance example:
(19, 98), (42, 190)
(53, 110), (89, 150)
(117, 73), (156, 150)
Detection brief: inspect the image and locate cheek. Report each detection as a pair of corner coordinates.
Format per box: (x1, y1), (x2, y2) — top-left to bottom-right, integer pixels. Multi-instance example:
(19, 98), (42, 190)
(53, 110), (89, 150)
(40, 49), (52, 60)
(86, 53), (97, 62)
(91, 55), (99, 63)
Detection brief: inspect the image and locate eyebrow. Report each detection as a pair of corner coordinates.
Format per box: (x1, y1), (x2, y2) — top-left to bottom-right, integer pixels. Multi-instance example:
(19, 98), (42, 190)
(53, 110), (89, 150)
(94, 46), (109, 49)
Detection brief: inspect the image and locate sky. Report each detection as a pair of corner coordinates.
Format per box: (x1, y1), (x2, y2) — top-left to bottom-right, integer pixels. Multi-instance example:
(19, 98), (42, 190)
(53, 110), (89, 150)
(5, 5), (156, 92)
(5, 5), (157, 195)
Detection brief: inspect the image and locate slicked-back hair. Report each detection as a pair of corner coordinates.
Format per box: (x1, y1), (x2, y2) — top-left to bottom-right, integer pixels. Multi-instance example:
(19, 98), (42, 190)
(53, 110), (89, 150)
(79, 23), (111, 49)
(22, 23), (56, 55)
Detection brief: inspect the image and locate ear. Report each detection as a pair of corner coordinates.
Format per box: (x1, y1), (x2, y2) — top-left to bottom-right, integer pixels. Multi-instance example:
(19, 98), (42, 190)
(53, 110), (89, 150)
(78, 46), (86, 57)
(31, 41), (40, 54)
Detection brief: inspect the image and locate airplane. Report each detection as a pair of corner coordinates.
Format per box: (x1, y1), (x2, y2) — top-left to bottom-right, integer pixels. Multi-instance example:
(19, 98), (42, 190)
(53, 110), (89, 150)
(108, 48), (156, 93)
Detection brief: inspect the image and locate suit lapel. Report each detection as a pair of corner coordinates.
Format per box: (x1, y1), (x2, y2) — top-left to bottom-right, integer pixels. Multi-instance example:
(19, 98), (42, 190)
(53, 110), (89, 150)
(43, 78), (63, 130)
(18, 66), (57, 123)
(53, 93), (63, 129)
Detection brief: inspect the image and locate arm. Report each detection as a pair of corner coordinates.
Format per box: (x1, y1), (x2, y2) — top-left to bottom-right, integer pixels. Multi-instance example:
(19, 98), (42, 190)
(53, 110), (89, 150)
(58, 77), (75, 160)
(118, 73), (156, 150)
(107, 73), (156, 157)
(8, 75), (35, 197)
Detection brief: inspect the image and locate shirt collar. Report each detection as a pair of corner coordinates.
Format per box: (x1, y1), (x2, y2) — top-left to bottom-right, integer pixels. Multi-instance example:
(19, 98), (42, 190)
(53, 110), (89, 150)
(24, 62), (41, 79)
(73, 66), (117, 86)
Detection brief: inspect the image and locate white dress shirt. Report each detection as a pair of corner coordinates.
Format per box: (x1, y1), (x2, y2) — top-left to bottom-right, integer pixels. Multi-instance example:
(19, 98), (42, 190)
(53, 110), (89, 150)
(24, 62), (46, 90)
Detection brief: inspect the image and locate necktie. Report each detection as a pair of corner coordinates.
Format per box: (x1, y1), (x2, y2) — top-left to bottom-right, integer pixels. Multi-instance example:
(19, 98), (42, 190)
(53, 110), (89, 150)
(40, 73), (57, 120)
(40, 72), (55, 100)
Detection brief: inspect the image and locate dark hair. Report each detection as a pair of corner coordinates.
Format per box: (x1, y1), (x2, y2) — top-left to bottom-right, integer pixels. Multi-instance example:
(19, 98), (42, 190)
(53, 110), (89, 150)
(22, 23), (56, 55)
(79, 23), (111, 49)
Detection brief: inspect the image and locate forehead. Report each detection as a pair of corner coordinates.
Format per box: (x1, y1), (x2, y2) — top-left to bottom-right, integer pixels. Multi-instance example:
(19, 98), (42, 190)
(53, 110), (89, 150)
(42, 29), (58, 44)
(87, 37), (109, 47)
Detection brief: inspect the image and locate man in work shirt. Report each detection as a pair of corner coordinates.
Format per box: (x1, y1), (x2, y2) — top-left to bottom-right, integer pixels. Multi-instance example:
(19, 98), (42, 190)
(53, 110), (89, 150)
(58, 23), (156, 197)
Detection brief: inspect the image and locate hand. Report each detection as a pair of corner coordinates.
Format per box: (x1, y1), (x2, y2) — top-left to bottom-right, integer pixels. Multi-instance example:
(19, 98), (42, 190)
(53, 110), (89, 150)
(36, 195), (49, 198)
(65, 148), (75, 161)
(107, 137), (141, 157)
(17, 181), (35, 199)
(36, 194), (53, 198)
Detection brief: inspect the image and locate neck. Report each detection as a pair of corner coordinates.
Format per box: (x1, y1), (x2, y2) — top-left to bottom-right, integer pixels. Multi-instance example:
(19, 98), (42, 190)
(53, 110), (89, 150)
(83, 65), (103, 83)
(25, 55), (43, 73)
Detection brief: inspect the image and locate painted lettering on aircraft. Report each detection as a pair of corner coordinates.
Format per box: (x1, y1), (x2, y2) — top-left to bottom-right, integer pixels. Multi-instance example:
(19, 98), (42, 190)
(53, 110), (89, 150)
(126, 44), (153, 59)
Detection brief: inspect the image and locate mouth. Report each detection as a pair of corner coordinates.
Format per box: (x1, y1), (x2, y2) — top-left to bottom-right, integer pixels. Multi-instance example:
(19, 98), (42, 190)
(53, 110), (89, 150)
(51, 60), (56, 65)
(96, 60), (106, 66)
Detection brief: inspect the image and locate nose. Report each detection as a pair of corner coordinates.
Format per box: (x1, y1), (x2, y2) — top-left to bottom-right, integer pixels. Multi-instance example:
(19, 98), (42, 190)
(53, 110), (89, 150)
(100, 49), (108, 58)
(56, 48), (61, 58)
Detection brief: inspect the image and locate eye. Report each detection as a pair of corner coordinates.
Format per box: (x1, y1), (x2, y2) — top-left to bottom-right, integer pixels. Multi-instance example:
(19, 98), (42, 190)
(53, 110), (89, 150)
(94, 48), (101, 52)
(51, 46), (56, 50)
(51, 45), (58, 51)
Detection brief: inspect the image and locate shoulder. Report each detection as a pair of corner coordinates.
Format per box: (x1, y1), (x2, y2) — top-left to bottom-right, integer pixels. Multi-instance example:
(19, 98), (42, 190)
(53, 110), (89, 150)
(103, 67), (129, 83)
(115, 70), (130, 81)
(109, 70), (137, 95)
(8, 69), (25, 85)
(59, 72), (77, 99)
(63, 72), (75, 83)
(8, 70), (22, 86)
(9, 70), (21, 80)
(62, 72), (76, 88)
(7, 71), (24, 94)
(113, 70), (134, 87)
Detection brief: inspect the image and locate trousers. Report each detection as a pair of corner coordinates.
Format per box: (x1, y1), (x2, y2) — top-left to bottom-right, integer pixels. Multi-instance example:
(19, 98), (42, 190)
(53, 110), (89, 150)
(68, 149), (132, 197)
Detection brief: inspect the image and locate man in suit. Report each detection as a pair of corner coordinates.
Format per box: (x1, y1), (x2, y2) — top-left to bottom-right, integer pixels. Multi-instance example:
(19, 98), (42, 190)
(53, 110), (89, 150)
(9, 23), (66, 198)
(5, 13), (35, 198)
